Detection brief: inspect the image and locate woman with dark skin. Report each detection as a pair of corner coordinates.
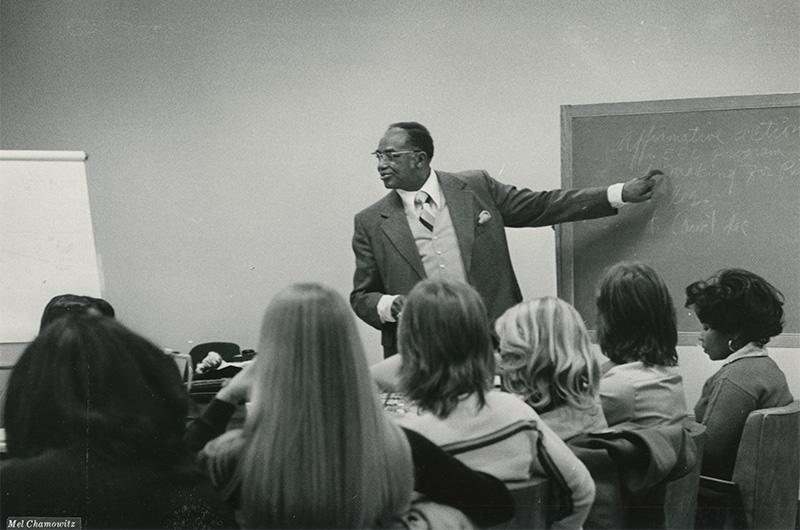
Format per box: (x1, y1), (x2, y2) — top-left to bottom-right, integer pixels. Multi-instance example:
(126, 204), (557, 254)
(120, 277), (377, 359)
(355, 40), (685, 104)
(686, 268), (793, 480)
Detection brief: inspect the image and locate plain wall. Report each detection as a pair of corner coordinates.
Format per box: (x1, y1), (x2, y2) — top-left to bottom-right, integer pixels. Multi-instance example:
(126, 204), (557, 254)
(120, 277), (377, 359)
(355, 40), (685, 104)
(1, 1), (798, 403)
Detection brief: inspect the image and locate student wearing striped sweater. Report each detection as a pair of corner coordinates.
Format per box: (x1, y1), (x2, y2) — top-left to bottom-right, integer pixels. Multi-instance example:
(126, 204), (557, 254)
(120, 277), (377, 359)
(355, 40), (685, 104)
(395, 279), (595, 529)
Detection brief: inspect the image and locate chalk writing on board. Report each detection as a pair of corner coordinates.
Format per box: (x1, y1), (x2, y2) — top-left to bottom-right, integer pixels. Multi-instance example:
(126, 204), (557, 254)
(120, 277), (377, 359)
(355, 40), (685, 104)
(734, 119), (800, 142)
(614, 126), (725, 171)
(561, 95), (800, 343)
(602, 118), (798, 242)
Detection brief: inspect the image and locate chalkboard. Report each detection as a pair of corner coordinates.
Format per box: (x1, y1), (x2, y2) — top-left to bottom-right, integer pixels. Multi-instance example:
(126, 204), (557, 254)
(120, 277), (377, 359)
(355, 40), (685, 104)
(557, 94), (800, 347)
(0, 150), (102, 343)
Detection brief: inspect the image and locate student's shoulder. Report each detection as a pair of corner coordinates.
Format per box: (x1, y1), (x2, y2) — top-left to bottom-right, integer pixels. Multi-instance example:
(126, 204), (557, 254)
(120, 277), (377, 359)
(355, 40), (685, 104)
(1, 447), (79, 484)
(485, 390), (538, 416)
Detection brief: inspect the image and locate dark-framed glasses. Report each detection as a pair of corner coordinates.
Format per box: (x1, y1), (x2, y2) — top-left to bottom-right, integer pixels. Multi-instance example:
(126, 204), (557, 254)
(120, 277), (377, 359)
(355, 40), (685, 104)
(371, 150), (421, 163)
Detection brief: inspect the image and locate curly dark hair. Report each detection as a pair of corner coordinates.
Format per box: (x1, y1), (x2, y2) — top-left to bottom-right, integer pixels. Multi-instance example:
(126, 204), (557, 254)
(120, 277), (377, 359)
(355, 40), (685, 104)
(398, 280), (493, 418)
(5, 315), (188, 460)
(40, 293), (115, 331)
(596, 261), (678, 366)
(685, 268), (784, 347)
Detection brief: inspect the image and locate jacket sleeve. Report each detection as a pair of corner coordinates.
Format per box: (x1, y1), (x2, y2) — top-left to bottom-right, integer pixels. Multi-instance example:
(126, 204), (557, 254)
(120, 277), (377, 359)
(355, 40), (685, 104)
(529, 419), (596, 530)
(183, 398), (237, 453)
(350, 213), (385, 330)
(403, 427), (514, 527)
(481, 171), (617, 228)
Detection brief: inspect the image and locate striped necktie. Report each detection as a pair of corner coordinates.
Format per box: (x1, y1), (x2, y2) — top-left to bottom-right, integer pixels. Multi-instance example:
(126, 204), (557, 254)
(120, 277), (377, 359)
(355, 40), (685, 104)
(414, 191), (436, 232)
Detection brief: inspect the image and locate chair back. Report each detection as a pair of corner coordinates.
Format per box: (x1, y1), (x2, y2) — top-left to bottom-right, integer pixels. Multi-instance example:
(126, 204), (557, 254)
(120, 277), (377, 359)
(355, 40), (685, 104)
(569, 440), (624, 529)
(732, 400), (800, 529)
(569, 422), (701, 529)
(663, 421), (706, 529)
(0, 364), (14, 428)
(165, 351), (193, 388)
(492, 478), (549, 529)
(188, 341), (241, 369)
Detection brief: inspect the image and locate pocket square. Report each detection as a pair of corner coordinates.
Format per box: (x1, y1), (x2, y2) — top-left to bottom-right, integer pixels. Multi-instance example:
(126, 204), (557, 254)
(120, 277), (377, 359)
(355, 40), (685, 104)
(477, 210), (492, 225)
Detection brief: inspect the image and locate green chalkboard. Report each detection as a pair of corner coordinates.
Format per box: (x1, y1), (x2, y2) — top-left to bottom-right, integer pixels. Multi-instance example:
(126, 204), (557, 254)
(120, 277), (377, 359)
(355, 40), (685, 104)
(558, 94), (800, 347)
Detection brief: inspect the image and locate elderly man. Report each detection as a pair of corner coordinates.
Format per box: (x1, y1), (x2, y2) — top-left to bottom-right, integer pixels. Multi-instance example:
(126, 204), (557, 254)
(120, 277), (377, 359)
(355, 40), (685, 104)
(351, 121), (661, 357)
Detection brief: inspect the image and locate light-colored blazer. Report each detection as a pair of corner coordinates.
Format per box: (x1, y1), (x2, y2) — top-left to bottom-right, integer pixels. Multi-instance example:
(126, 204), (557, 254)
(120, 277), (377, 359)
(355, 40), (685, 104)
(350, 170), (616, 355)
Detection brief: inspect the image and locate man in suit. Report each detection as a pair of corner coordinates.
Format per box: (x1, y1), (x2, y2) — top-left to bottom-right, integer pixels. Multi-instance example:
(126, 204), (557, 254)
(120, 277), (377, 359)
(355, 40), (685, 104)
(351, 122), (661, 357)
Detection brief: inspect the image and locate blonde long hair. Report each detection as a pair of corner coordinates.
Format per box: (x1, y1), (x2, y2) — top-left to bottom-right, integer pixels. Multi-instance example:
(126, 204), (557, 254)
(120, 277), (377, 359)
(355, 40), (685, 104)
(495, 297), (600, 413)
(239, 283), (413, 528)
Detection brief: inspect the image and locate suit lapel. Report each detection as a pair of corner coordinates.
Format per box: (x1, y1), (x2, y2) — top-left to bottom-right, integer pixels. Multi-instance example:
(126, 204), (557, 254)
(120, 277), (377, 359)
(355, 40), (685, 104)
(379, 192), (426, 280)
(439, 172), (476, 277)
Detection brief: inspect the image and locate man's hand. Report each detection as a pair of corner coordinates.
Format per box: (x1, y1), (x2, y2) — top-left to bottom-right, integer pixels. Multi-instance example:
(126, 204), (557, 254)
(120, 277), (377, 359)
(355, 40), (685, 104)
(622, 170), (663, 203)
(390, 295), (406, 320)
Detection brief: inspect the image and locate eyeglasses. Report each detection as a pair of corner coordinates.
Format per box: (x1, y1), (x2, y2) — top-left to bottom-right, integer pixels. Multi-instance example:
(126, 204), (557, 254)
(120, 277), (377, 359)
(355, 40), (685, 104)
(371, 150), (421, 163)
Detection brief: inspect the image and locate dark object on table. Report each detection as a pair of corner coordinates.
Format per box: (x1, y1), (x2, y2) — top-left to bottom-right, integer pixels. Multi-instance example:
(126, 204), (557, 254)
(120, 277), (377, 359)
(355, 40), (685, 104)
(188, 342), (241, 370)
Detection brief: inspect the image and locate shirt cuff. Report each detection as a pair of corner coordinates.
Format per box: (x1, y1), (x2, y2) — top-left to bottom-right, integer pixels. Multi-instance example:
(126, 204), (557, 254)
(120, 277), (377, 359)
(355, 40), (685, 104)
(607, 182), (626, 208)
(378, 294), (399, 323)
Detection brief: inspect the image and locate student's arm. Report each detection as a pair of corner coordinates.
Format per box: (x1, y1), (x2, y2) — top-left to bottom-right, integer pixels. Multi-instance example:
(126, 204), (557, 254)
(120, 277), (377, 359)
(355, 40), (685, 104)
(184, 398), (237, 453)
(402, 427), (514, 527)
(696, 377), (758, 479)
(371, 353), (403, 392)
(530, 419), (595, 530)
(184, 363), (254, 452)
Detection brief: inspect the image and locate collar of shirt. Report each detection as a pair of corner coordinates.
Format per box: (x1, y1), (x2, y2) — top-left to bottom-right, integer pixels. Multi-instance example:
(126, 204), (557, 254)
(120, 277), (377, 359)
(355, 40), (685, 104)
(396, 169), (444, 215)
(723, 342), (768, 366)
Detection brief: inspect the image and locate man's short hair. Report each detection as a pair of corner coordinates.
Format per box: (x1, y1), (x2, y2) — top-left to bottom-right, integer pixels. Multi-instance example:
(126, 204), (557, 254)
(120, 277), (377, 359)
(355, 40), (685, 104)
(388, 121), (434, 160)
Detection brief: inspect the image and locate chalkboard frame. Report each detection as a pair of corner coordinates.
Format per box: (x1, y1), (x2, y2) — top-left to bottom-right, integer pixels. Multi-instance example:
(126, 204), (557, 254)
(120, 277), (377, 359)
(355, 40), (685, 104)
(557, 93), (800, 348)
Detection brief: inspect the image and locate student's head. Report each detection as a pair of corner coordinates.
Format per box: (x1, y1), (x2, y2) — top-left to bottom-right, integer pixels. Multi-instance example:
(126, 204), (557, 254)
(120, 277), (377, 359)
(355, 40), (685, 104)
(596, 261), (678, 366)
(5, 315), (188, 459)
(374, 122), (433, 191)
(240, 283), (413, 528)
(685, 268), (784, 360)
(495, 297), (600, 413)
(40, 293), (115, 331)
(398, 279), (494, 418)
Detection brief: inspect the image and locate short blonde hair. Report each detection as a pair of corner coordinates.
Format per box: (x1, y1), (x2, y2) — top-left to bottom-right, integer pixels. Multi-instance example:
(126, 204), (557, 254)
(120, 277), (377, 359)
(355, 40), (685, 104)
(495, 297), (600, 412)
(240, 283), (413, 528)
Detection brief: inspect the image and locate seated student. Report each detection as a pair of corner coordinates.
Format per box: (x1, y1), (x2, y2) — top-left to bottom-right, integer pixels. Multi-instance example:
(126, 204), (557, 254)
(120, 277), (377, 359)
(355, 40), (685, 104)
(0, 315), (235, 529)
(393, 279), (595, 530)
(39, 293), (115, 330)
(495, 296), (608, 441)
(685, 268), (794, 480)
(190, 283), (513, 528)
(596, 261), (689, 429)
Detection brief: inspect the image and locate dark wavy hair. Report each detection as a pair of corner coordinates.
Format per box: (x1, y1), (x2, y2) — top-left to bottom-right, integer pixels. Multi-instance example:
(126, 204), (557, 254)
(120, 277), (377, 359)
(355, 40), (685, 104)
(4, 315), (188, 460)
(398, 280), (493, 418)
(40, 293), (115, 331)
(596, 261), (678, 366)
(685, 268), (784, 347)
(388, 121), (434, 160)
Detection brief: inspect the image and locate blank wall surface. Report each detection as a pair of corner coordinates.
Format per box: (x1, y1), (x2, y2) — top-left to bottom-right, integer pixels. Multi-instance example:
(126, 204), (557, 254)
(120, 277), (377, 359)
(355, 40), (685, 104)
(0, 152), (101, 343)
(1, 1), (798, 370)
